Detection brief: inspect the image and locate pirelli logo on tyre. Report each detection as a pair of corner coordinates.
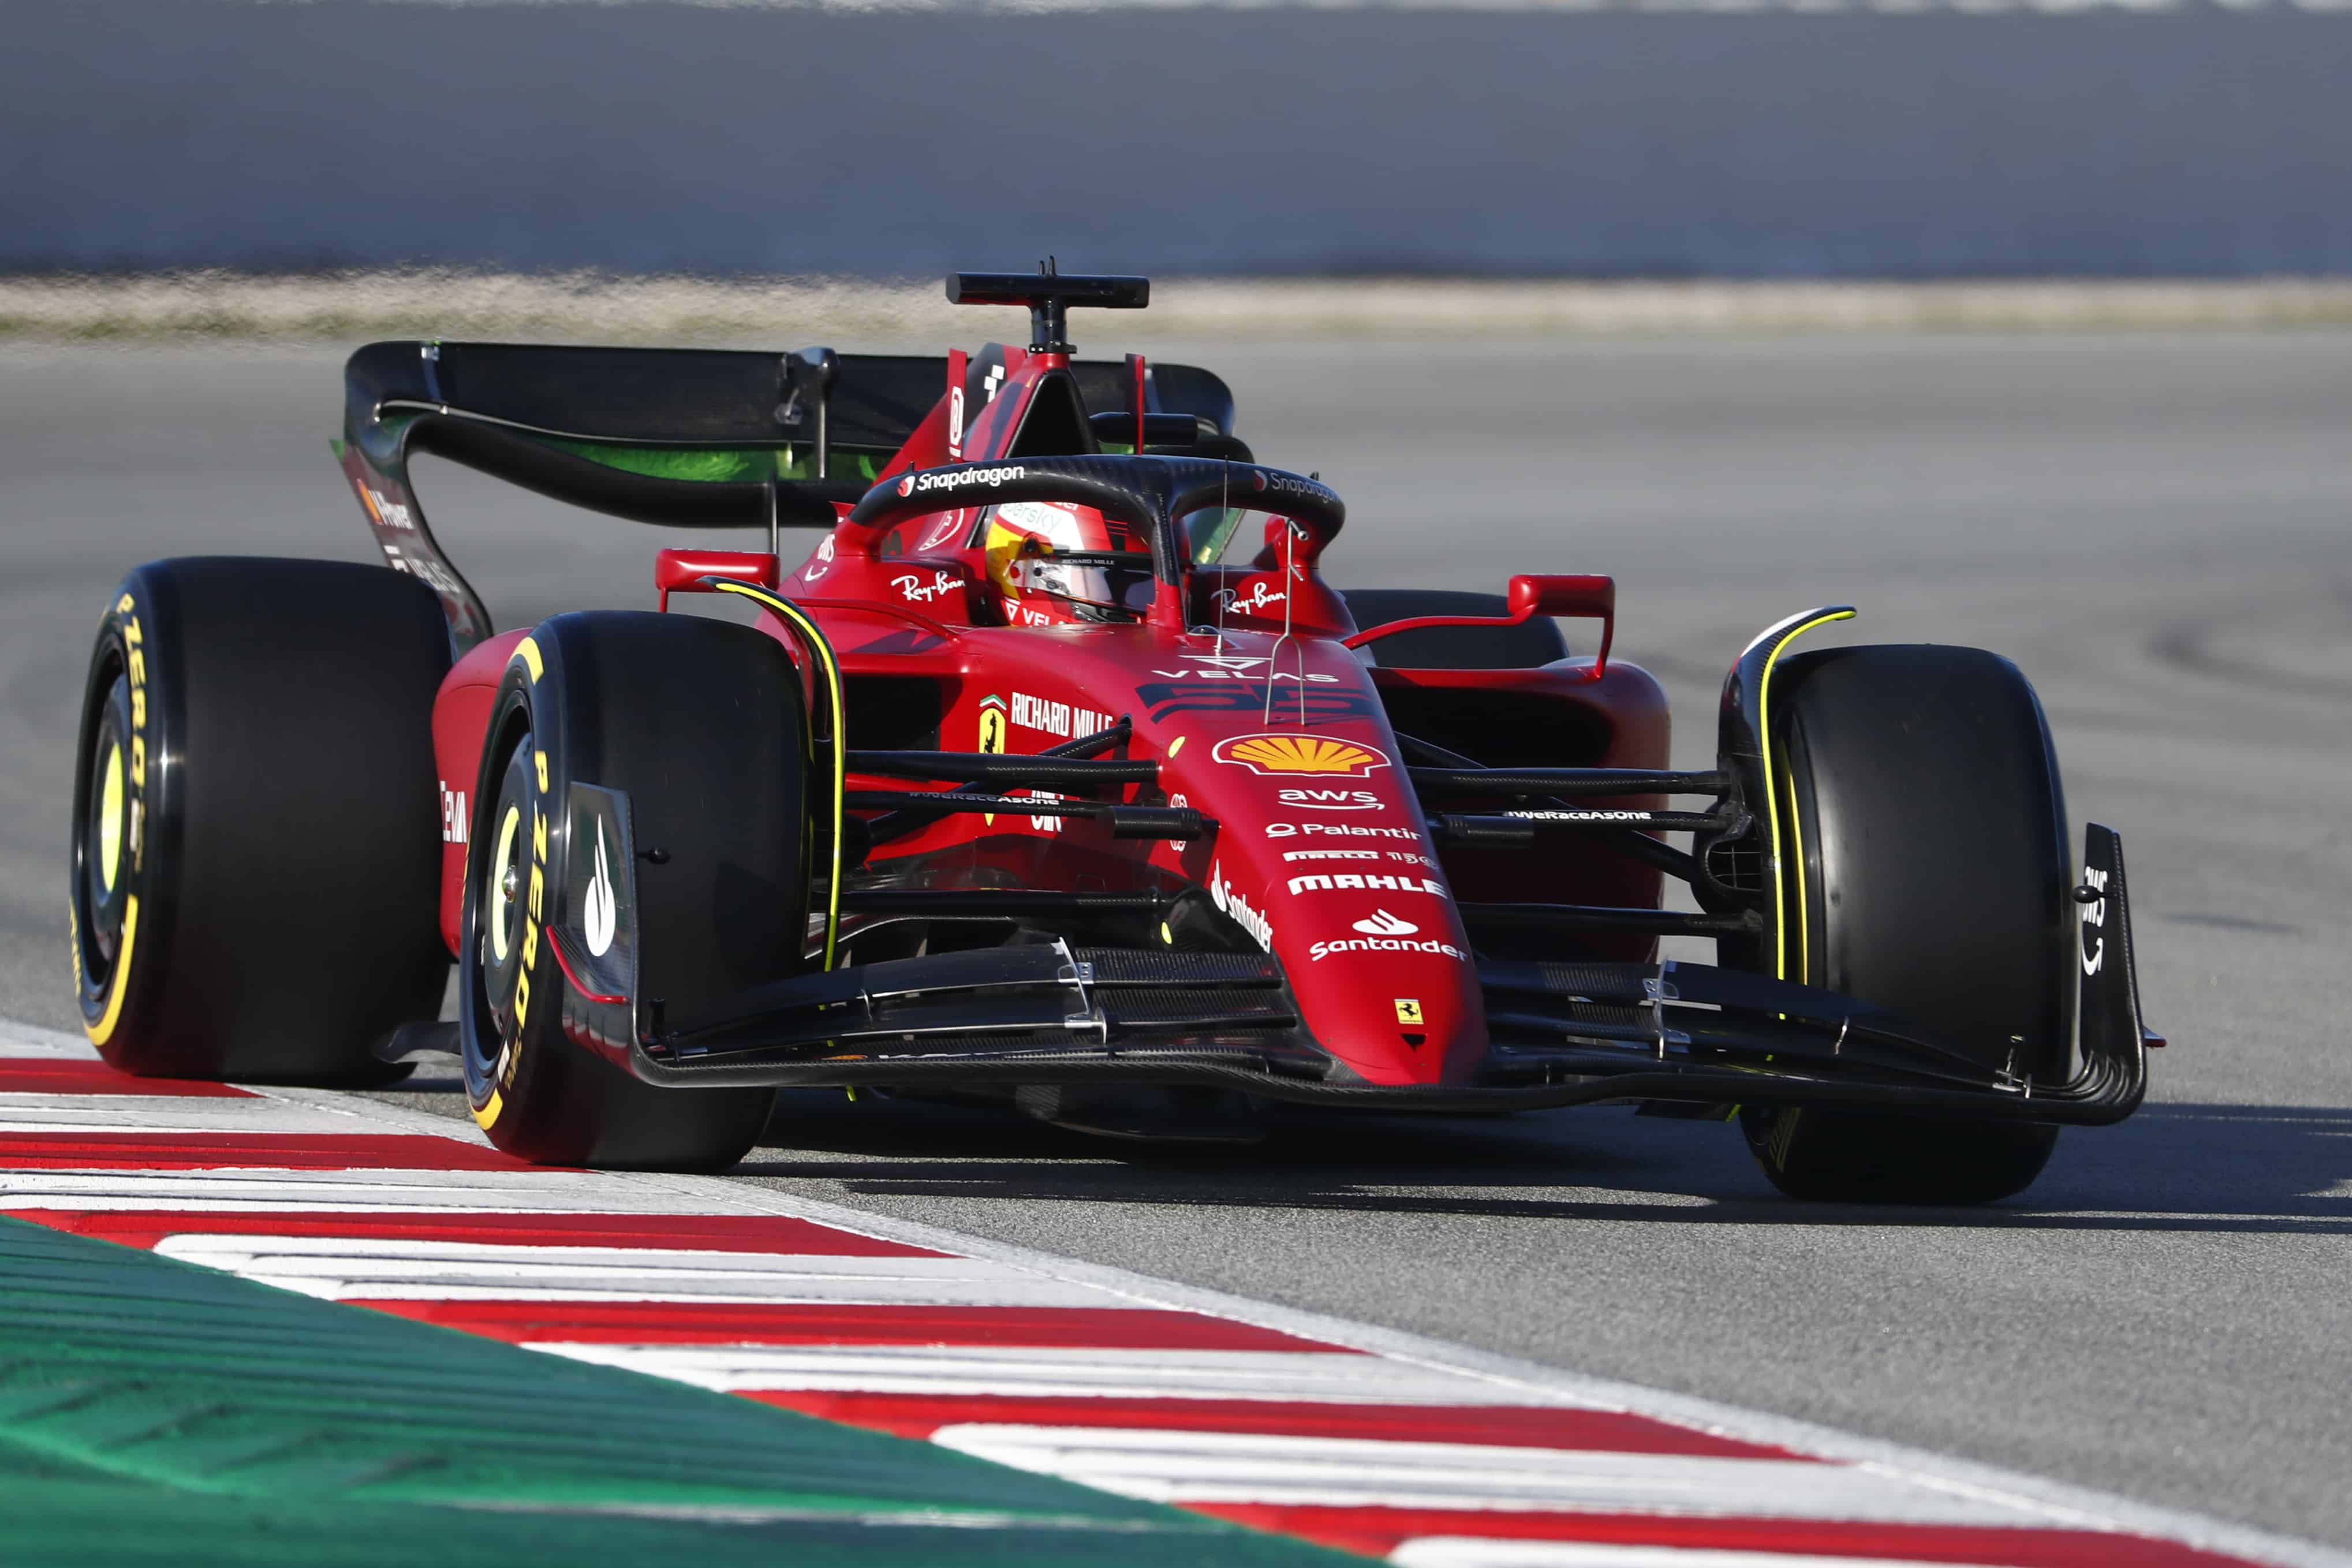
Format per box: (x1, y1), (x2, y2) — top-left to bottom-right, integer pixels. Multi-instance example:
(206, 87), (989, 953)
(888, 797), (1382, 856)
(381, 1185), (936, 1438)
(1212, 733), (1389, 778)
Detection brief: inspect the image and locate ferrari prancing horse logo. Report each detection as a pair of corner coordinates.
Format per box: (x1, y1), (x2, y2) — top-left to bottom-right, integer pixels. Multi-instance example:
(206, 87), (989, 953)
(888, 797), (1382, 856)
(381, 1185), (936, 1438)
(977, 696), (1007, 824)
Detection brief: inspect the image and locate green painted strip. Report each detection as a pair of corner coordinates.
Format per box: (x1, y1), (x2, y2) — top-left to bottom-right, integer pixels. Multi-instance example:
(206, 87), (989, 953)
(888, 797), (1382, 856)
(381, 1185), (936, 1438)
(537, 436), (890, 486)
(0, 1218), (1352, 1567)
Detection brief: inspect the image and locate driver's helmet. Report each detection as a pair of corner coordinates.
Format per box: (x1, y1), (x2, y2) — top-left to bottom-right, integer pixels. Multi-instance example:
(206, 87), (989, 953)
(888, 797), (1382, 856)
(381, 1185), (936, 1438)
(981, 501), (1155, 625)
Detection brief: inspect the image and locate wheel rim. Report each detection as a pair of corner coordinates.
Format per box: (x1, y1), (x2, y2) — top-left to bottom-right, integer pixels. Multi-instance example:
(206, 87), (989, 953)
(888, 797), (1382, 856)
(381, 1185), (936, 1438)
(476, 734), (534, 1047)
(79, 674), (135, 976)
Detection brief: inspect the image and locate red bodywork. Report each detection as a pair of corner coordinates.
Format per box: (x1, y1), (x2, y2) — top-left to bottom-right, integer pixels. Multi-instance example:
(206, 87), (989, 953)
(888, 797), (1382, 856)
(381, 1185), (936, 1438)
(428, 342), (1669, 1089)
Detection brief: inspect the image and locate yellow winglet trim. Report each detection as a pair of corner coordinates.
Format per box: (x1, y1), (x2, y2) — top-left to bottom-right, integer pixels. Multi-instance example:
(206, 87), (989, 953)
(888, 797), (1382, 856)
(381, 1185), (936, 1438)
(709, 580), (847, 972)
(1757, 608), (1856, 982)
(1780, 746), (1809, 985)
(84, 894), (140, 1046)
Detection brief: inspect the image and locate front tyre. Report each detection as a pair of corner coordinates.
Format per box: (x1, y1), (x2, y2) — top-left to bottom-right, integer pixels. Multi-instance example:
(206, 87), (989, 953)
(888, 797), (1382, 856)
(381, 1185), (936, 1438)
(459, 612), (807, 1170)
(69, 558), (451, 1083)
(1739, 644), (2071, 1204)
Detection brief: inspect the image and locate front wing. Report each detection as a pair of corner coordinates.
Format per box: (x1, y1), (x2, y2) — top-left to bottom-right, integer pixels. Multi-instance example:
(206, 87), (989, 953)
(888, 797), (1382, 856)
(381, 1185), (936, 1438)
(545, 807), (2151, 1127)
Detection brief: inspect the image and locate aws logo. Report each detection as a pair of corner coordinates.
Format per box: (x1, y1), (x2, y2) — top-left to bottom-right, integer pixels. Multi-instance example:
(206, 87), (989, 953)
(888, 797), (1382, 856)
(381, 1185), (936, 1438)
(1212, 733), (1389, 778)
(1278, 787), (1379, 812)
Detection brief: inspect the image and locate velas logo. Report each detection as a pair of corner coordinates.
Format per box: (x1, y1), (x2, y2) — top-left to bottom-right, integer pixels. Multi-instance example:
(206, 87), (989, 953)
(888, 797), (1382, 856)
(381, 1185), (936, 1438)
(1213, 734), (1388, 778)
(1353, 909), (1417, 936)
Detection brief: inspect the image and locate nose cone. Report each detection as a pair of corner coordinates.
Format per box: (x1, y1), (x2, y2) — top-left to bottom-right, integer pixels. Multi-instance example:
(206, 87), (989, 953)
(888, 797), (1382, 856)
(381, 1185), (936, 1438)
(1179, 731), (1487, 1087)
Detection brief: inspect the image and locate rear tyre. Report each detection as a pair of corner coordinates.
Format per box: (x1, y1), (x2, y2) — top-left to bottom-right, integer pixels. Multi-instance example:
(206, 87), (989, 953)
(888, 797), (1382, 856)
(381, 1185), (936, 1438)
(1738, 645), (2071, 1204)
(68, 558), (451, 1083)
(458, 612), (805, 1170)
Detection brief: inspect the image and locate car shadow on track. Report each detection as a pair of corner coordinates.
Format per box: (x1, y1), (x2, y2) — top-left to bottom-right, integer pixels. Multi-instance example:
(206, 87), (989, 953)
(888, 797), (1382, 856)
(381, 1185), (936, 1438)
(736, 1093), (2352, 1235)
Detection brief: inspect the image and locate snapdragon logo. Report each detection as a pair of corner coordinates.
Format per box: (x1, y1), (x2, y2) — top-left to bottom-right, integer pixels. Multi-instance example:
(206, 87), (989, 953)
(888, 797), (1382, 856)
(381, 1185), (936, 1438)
(1207, 861), (1274, 952)
(896, 464), (1026, 498)
(1250, 470), (1334, 503)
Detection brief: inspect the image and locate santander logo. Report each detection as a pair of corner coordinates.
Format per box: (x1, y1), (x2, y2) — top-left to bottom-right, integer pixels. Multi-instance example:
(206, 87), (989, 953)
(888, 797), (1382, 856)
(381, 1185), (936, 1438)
(1352, 909), (1417, 937)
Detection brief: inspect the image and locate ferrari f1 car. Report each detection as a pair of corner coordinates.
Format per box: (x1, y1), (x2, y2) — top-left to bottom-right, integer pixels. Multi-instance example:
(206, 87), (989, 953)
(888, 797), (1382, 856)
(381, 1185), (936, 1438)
(69, 270), (2158, 1203)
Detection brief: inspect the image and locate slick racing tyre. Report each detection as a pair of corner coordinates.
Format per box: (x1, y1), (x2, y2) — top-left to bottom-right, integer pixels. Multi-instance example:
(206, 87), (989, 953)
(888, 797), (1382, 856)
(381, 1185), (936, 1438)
(1341, 589), (1568, 670)
(1739, 645), (2072, 1205)
(69, 558), (451, 1083)
(459, 612), (807, 1170)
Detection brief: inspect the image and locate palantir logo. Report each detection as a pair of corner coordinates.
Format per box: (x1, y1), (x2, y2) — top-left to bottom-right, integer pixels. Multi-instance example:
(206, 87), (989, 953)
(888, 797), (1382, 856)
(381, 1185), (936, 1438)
(1352, 909), (1417, 937)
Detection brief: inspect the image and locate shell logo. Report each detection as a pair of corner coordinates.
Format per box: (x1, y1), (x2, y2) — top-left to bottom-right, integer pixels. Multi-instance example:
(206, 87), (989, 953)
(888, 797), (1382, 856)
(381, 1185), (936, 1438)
(1212, 733), (1390, 778)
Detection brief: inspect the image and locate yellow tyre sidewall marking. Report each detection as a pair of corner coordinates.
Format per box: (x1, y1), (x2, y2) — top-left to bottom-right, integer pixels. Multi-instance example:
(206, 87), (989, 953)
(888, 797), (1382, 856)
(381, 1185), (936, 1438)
(84, 895), (140, 1047)
(1756, 608), (1855, 982)
(710, 581), (846, 971)
(85, 598), (150, 1048)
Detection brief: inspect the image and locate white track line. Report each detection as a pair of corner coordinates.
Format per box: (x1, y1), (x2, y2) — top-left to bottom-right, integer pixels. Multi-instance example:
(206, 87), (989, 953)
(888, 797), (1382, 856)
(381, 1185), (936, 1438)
(1391, 1547), (2015, 1568)
(0, 1094), (379, 1133)
(929, 1427), (2024, 1521)
(151, 1233), (1130, 1306)
(531, 1343), (1522, 1404)
(3, 1020), (2344, 1568)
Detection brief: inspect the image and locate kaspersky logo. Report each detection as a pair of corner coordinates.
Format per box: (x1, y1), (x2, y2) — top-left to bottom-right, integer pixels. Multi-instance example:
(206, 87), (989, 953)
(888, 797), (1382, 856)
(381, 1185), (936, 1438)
(1212, 733), (1388, 778)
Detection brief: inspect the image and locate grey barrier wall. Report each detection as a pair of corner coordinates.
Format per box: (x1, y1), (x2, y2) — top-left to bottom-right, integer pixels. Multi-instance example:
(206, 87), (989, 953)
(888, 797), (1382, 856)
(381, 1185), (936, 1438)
(6, 1), (2349, 277)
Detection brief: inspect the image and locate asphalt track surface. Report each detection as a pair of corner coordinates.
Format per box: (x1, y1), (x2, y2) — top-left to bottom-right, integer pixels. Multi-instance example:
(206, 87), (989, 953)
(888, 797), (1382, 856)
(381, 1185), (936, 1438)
(2, 334), (2349, 1550)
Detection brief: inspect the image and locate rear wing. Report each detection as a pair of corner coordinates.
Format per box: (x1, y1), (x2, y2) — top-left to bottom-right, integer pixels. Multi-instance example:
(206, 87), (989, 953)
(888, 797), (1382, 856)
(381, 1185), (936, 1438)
(334, 339), (1235, 651)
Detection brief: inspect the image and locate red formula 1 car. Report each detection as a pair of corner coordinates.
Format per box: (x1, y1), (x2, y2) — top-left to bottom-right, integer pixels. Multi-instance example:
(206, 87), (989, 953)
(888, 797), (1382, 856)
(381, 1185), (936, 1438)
(68, 271), (2156, 1203)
